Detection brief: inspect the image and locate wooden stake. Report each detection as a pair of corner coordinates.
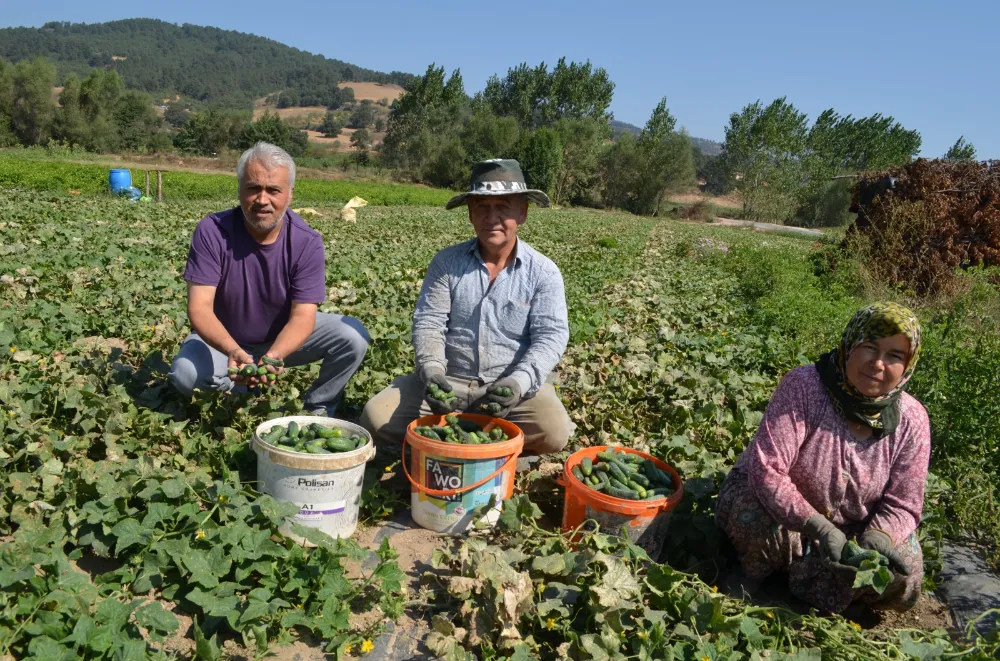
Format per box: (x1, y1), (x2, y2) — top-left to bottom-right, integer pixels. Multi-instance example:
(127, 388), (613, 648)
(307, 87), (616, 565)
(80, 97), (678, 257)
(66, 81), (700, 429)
(145, 171), (150, 197)
(156, 170), (163, 201)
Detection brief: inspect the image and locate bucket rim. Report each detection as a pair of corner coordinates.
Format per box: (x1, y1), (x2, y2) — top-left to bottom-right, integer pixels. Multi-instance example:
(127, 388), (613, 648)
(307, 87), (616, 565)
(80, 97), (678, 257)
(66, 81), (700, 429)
(562, 446), (683, 514)
(405, 413), (524, 459)
(252, 415), (374, 469)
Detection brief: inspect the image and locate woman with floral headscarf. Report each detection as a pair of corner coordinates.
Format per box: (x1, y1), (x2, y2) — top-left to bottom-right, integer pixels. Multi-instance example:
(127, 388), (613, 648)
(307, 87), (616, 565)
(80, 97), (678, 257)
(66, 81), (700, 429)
(716, 303), (929, 614)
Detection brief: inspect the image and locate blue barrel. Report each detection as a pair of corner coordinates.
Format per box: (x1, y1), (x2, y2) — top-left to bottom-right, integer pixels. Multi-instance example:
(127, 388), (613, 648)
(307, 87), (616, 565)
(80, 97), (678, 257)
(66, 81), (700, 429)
(109, 169), (132, 194)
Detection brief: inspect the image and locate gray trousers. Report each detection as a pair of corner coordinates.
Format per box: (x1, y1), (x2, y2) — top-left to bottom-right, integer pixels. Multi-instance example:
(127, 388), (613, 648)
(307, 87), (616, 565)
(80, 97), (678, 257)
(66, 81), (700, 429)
(359, 372), (575, 456)
(168, 312), (370, 411)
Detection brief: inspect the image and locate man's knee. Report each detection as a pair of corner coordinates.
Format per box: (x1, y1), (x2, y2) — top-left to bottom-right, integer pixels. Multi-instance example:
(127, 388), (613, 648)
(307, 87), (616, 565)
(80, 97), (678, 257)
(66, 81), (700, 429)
(168, 356), (201, 396)
(359, 397), (388, 436)
(320, 314), (370, 361)
(526, 419), (573, 454)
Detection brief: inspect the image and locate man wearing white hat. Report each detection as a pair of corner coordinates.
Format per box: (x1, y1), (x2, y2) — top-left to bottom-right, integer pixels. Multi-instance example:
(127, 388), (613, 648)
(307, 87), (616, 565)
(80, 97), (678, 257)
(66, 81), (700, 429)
(360, 158), (575, 456)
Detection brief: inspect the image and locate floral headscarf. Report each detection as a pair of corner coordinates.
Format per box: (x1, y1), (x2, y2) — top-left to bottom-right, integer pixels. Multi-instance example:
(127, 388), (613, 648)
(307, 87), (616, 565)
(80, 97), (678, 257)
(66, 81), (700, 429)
(815, 302), (922, 437)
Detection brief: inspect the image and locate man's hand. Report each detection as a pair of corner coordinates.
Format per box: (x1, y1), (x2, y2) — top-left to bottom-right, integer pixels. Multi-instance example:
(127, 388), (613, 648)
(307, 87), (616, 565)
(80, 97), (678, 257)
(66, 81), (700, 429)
(860, 530), (910, 576)
(226, 347), (255, 385)
(422, 366), (459, 415)
(254, 353), (285, 388)
(473, 377), (522, 418)
(804, 515), (848, 563)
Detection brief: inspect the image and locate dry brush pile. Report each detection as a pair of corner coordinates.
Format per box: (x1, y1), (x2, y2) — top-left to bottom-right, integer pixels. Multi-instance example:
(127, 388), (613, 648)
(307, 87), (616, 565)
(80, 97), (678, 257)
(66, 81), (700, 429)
(848, 158), (1000, 294)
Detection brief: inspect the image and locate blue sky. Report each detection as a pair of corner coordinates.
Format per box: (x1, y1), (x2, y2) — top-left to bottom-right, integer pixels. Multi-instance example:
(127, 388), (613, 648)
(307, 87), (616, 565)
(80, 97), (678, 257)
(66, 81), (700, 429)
(2, 0), (993, 157)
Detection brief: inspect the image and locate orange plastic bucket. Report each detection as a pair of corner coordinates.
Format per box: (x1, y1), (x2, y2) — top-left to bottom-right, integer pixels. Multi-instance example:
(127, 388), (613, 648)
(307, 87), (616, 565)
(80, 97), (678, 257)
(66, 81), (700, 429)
(560, 446), (683, 556)
(404, 414), (524, 535)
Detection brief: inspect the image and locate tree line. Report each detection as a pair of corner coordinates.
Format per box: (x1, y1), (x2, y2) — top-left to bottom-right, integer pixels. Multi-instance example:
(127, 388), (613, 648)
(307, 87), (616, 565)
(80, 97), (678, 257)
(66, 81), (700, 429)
(380, 60), (699, 214)
(0, 19), (414, 109)
(0, 49), (980, 226)
(0, 56), (318, 158)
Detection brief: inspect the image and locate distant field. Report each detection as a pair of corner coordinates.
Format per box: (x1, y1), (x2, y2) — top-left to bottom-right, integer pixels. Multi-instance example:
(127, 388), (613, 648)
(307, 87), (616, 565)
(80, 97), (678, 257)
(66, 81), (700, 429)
(338, 81), (404, 103)
(252, 80), (398, 150)
(0, 152), (452, 206)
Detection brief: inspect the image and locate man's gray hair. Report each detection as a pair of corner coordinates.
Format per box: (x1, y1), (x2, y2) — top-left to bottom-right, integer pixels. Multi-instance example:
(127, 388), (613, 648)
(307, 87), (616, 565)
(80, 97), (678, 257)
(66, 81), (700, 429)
(237, 142), (296, 189)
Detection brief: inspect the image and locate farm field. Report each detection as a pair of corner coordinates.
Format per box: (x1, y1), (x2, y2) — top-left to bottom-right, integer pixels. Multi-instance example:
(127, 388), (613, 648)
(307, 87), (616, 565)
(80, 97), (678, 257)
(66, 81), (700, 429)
(0, 151), (451, 206)
(1, 187), (999, 659)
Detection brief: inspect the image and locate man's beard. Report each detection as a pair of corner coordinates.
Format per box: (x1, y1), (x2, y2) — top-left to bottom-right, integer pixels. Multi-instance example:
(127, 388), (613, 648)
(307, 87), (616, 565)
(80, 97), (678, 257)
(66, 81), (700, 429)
(245, 208), (285, 233)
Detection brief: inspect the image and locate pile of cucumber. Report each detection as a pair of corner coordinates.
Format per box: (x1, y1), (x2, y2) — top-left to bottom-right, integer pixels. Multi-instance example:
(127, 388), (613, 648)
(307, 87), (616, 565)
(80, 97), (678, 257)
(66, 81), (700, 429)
(841, 539), (890, 568)
(414, 414), (509, 444)
(571, 449), (675, 501)
(228, 356), (284, 381)
(258, 421), (367, 454)
(426, 382), (457, 407)
(477, 386), (513, 415)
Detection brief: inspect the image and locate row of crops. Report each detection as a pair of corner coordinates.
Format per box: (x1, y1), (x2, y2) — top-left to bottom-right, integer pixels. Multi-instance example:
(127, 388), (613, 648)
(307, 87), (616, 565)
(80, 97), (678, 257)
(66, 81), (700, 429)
(1, 187), (998, 659)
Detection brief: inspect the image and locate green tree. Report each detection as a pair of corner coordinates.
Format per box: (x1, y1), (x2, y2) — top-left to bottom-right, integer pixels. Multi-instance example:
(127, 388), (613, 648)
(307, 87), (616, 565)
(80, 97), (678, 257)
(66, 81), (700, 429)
(552, 118), (604, 206)
(722, 97), (808, 222)
(599, 98), (695, 215)
(0, 59), (16, 146)
(517, 127), (562, 196)
(11, 58), (56, 145)
(944, 136), (976, 161)
(382, 65), (467, 173)
(459, 111), (520, 165)
(237, 112), (307, 156)
(798, 109), (920, 226)
(115, 90), (162, 151)
(348, 100), (377, 129)
(319, 111), (343, 138)
(175, 108), (249, 155)
(477, 58), (614, 129)
(54, 74), (87, 146)
(350, 127), (372, 151)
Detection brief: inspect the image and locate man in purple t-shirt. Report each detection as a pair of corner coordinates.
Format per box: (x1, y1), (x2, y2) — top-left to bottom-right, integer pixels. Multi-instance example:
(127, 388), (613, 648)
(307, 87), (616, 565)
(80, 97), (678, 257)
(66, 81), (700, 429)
(168, 142), (370, 415)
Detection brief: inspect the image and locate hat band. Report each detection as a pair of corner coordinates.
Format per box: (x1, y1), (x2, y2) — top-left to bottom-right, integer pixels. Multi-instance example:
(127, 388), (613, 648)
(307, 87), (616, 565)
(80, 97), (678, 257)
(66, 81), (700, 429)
(470, 180), (527, 193)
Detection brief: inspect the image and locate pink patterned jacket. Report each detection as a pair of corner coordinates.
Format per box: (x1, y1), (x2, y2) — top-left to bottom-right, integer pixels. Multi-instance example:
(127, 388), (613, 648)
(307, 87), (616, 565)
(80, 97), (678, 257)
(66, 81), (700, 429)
(733, 366), (931, 544)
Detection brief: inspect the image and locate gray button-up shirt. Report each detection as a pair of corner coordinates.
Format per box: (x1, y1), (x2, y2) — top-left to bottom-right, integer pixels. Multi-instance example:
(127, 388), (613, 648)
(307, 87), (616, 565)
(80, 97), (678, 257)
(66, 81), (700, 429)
(412, 238), (569, 397)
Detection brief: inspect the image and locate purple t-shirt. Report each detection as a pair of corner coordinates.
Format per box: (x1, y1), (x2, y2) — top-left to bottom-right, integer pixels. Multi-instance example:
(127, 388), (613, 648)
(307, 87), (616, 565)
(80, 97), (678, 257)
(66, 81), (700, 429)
(183, 207), (327, 346)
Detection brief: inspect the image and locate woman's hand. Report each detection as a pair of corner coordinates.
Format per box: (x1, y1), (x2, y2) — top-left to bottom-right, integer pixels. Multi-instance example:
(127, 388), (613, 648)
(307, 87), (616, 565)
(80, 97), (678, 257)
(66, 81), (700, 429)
(804, 515), (848, 562)
(859, 530), (910, 575)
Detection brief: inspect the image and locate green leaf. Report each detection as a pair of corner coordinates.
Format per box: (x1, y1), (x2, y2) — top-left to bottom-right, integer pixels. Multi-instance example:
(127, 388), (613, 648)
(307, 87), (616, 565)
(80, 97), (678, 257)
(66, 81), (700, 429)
(898, 631), (946, 660)
(851, 559), (894, 595)
(238, 600), (271, 626)
(182, 549), (221, 588)
(531, 553), (566, 575)
(160, 477), (187, 499)
(134, 602), (179, 639)
(591, 555), (641, 608)
(193, 617), (221, 661)
(497, 494), (542, 532)
(110, 518), (151, 553)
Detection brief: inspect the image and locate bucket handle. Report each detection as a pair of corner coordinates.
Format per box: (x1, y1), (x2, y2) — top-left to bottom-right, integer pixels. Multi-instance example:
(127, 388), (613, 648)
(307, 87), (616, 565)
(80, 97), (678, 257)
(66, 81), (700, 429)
(402, 436), (517, 498)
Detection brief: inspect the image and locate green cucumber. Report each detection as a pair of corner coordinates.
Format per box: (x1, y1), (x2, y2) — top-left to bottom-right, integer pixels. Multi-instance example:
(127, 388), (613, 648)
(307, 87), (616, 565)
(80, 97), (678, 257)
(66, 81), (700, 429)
(257, 366), (269, 376)
(240, 365), (257, 377)
(581, 457), (593, 476)
(325, 437), (356, 452)
(317, 427), (342, 439)
(608, 486), (640, 500)
(572, 466), (585, 482)
(261, 355), (284, 367)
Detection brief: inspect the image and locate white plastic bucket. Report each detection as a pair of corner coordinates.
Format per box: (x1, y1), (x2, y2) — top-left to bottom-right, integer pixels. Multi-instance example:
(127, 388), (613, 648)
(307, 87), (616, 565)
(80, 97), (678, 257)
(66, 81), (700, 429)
(252, 416), (375, 544)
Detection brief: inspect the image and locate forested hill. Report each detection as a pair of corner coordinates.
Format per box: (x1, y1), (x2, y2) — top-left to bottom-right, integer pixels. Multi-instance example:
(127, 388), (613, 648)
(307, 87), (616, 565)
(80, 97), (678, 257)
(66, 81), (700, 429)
(610, 119), (722, 155)
(0, 19), (415, 108)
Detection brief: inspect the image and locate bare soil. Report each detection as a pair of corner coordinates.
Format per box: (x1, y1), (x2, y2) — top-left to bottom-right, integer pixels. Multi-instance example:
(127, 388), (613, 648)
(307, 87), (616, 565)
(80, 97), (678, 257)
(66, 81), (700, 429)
(855, 594), (953, 632)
